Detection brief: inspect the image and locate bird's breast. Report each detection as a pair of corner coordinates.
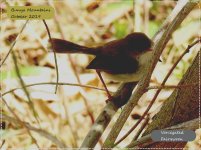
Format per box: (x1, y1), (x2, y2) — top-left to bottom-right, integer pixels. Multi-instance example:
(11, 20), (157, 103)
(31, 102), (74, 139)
(102, 72), (142, 82)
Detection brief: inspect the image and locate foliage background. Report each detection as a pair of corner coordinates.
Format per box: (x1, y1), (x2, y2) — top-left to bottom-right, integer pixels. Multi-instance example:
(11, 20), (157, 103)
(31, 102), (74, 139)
(0, 0), (200, 149)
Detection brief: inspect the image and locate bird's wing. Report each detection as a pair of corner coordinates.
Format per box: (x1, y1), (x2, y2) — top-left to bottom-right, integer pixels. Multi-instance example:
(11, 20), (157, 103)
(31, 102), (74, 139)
(86, 55), (139, 74)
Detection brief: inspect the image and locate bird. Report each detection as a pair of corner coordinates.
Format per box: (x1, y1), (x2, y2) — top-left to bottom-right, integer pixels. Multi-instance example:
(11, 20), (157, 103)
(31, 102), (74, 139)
(49, 32), (153, 100)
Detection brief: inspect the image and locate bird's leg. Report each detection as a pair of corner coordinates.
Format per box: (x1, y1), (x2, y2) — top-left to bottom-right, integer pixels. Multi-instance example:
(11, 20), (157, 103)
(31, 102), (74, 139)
(96, 70), (113, 101)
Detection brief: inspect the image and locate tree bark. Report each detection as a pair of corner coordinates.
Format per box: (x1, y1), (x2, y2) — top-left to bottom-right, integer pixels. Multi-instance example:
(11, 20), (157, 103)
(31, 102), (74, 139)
(140, 51), (200, 149)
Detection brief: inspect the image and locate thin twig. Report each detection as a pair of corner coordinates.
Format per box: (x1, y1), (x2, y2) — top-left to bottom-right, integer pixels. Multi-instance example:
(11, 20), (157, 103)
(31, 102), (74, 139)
(1, 98), (40, 148)
(45, 4), (78, 144)
(42, 20), (59, 94)
(133, 116), (150, 141)
(52, 2), (95, 124)
(46, 1), (98, 146)
(2, 82), (107, 96)
(11, 51), (40, 127)
(1, 113), (66, 148)
(0, 140), (5, 149)
(114, 39), (200, 147)
(0, 20), (28, 67)
(47, 18), (78, 137)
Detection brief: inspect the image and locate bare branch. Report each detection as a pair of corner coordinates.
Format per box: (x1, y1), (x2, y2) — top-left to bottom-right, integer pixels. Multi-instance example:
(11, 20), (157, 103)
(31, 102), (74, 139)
(80, 82), (137, 148)
(43, 20), (59, 94)
(0, 20), (28, 67)
(147, 83), (199, 90)
(2, 82), (107, 96)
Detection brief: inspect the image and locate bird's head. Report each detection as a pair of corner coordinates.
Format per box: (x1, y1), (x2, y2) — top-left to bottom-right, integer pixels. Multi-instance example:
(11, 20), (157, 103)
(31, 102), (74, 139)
(124, 32), (153, 56)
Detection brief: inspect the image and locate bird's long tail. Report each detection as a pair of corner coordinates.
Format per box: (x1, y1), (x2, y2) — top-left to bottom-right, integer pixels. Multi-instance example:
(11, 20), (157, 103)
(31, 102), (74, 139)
(49, 38), (97, 55)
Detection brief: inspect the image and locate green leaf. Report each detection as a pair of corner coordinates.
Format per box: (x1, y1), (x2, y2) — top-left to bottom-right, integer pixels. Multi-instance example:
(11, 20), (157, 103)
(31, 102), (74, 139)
(0, 129), (22, 139)
(173, 21), (200, 46)
(1, 66), (52, 81)
(114, 20), (129, 39)
(148, 21), (159, 37)
(97, 0), (132, 14)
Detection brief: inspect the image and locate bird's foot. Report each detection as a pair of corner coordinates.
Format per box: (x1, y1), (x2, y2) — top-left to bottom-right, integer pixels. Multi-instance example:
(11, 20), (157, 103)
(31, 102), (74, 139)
(105, 95), (114, 103)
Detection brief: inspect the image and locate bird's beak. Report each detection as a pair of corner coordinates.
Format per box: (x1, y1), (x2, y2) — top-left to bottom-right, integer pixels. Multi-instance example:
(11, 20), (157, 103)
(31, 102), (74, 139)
(147, 48), (162, 62)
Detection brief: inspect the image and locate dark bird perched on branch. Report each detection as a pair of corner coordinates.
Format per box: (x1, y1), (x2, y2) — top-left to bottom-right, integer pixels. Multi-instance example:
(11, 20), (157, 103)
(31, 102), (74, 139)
(49, 32), (153, 100)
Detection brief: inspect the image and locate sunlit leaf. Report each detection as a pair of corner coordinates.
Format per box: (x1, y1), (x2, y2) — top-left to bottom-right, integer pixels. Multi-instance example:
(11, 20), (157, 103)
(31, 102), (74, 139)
(97, 1), (132, 14)
(1, 66), (52, 80)
(114, 20), (129, 38)
(148, 21), (159, 37)
(173, 21), (200, 46)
